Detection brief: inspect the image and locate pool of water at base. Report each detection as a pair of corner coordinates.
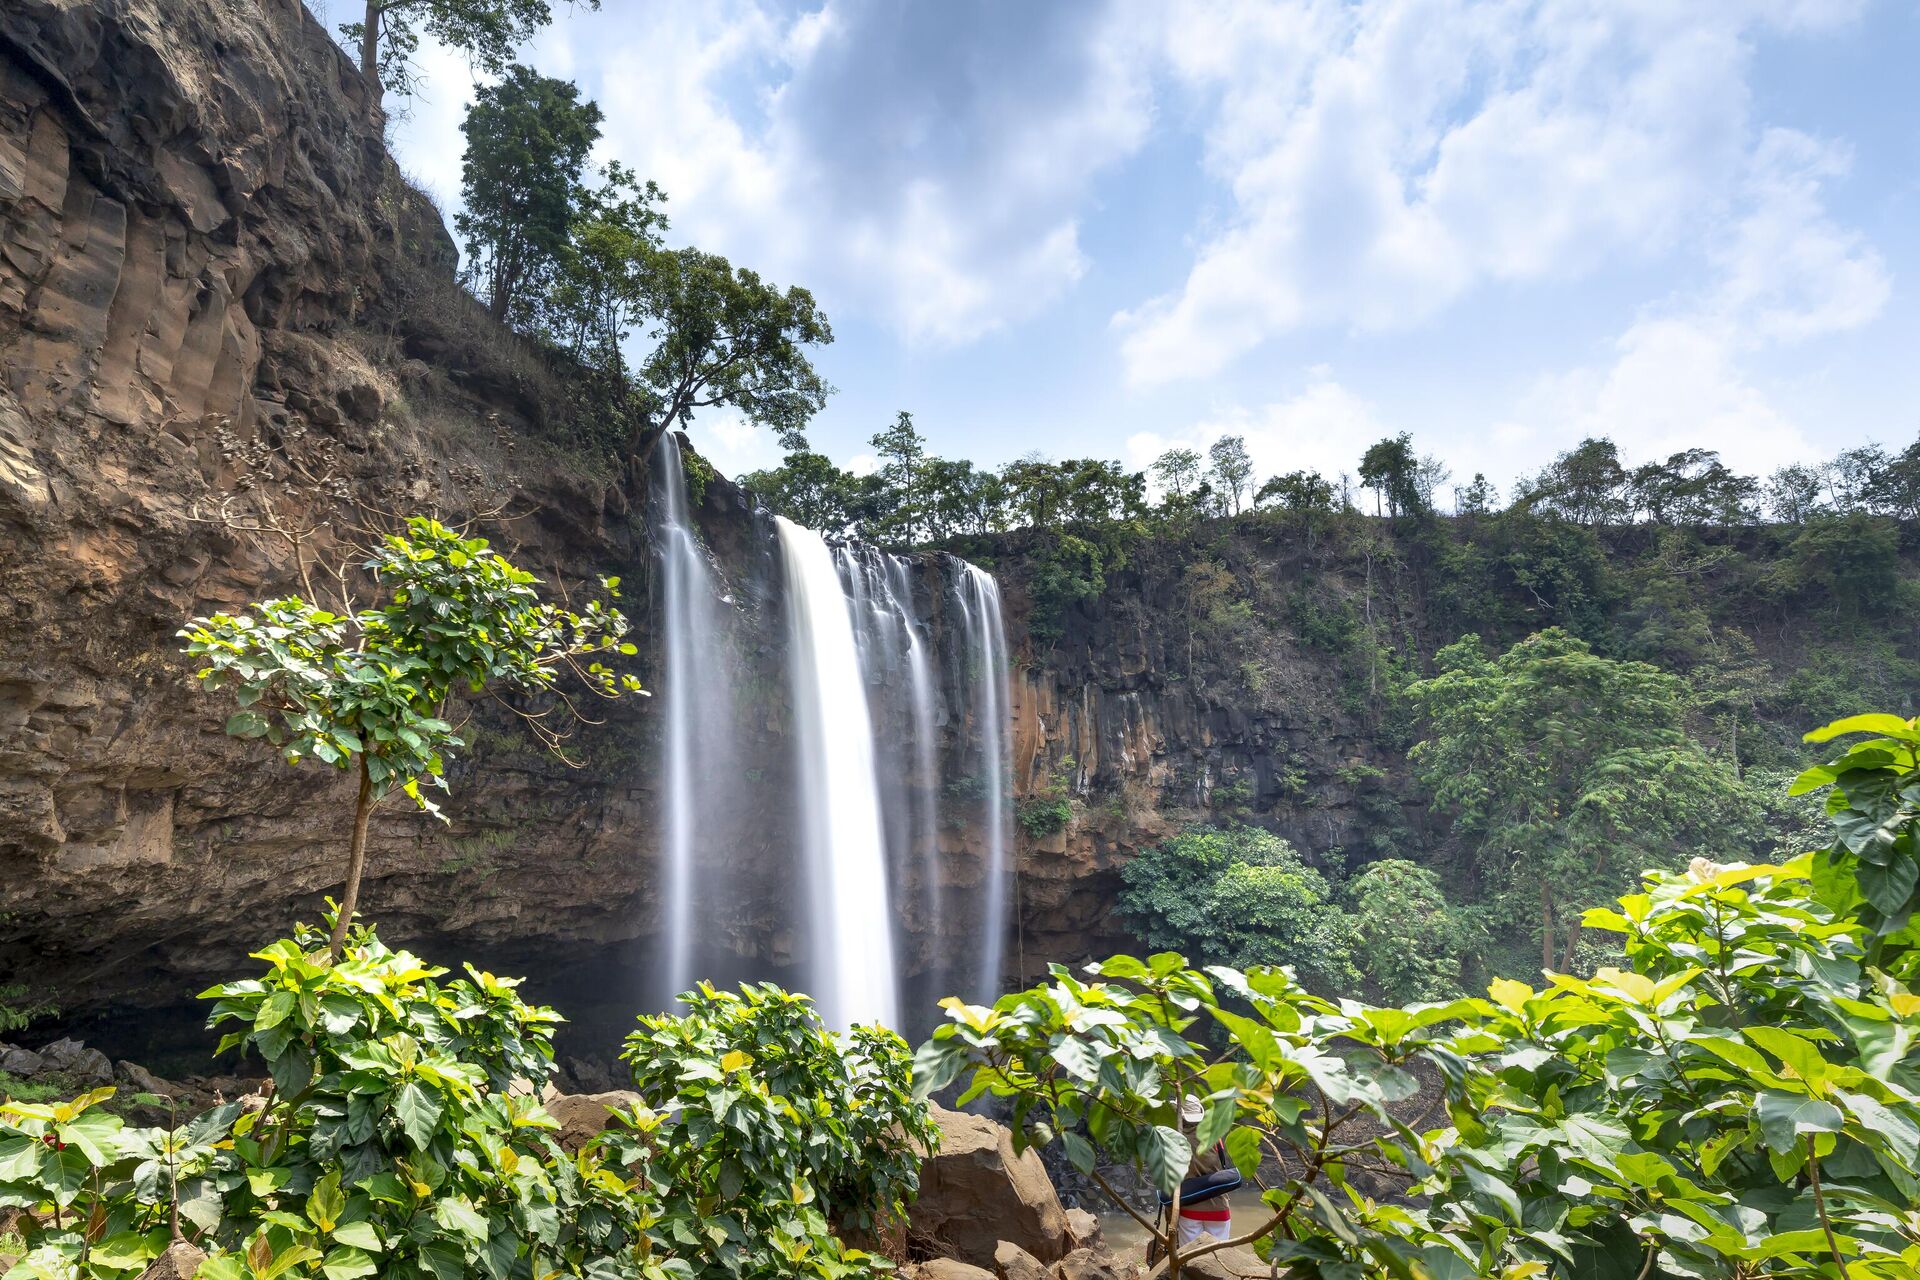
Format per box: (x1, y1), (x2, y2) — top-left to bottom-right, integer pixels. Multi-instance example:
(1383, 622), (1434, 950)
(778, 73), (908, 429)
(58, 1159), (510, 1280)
(1095, 1187), (1271, 1255)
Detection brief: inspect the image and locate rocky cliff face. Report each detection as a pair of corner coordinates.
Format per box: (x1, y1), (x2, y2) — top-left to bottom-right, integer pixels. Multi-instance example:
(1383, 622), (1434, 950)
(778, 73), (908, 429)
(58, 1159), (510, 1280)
(0, 0), (1028, 1054)
(0, 0), (677, 1048)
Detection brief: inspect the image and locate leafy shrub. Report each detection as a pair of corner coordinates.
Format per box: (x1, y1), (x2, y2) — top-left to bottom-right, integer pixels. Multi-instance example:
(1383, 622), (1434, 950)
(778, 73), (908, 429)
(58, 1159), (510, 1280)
(622, 983), (935, 1278)
(1015, 796), (1073, 839)
(1346, 859), (1476, 1003)
(1116, 824), (1358, 992)
(0, 921), (636, 1280)
(920, 857), (1920, 1278)
(917, 712), (1920, 1278)
(0, 926), (931, 1280)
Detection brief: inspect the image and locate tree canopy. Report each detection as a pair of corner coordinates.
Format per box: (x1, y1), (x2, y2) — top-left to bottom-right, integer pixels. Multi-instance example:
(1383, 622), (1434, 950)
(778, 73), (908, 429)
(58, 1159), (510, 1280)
(457, 66), (605, 325)
(1407, 627), (1761, 971)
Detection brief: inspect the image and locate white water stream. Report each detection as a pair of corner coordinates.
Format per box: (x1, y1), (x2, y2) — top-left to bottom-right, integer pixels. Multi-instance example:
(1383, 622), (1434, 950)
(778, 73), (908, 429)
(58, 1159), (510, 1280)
(777, 516), (902, 1028)
(649, 442), (1012, 1029)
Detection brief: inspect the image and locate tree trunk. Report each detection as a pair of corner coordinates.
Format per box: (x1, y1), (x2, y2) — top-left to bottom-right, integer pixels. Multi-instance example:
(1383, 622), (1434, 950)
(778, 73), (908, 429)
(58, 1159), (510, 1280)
(1559, 916), (1584, 974)
(360, 2), (384, 123)
(1540, 878), (1555, 974)
(328, 757), (376, 960)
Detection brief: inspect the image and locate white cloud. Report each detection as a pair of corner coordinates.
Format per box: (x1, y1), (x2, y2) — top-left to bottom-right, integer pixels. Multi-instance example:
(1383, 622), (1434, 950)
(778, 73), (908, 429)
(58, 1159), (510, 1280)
(1488, 121), (1888, 483)
(1708, 129), (1890, 343)
(1498, 318), (1810, 480)
(690, 411), (785, 477)
(583, 0), (1153, 344)
(1126, 372), (1387, 496)
(1115, 0), (1875, 387)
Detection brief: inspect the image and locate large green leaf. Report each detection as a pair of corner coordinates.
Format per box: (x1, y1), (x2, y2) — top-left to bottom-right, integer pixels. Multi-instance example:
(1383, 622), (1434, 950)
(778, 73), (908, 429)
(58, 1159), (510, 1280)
(1142, 1124), (1192, 1197)
(1755, 1090), (1843, 1153)
(392, 1082), (443, 1152)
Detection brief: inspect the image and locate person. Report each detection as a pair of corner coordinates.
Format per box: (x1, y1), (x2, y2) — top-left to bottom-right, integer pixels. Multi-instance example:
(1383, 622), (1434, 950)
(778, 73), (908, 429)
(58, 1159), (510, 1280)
(1171, 1094), (1239, 1247)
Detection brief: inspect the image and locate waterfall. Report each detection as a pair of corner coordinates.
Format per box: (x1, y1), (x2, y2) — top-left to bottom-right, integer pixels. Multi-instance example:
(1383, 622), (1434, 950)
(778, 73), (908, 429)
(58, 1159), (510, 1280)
(649, 444), (1012, 1030)
(957, 566), (1013, 1001)
(777, 517), (901, 1029)
(650, 435), (736, 1008)
(884, 559), (942, 929)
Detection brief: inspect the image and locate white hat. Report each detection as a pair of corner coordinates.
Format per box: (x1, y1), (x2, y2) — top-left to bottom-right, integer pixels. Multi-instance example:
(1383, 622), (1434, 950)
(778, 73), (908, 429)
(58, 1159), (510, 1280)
(1179, 1094), (1205, 1125)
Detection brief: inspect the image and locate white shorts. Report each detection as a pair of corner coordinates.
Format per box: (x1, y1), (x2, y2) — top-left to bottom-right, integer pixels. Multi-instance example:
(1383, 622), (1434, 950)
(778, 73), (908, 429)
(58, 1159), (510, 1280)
(1177, 1214), (1231, 1245)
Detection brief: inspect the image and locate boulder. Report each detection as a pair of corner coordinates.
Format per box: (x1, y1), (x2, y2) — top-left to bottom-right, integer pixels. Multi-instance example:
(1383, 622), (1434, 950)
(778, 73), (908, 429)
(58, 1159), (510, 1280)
(135, 1240), (206, 1280)
(116, 1061), (177, 1097)
(544, 1090), (641, 1153)
(992, 1241), (1050, 1280)
(911, 1261), (995, 1280)
(36, 1038), (112, 1083)
(1180, 1246), (1268, 1279)
(910, 1104), (1071, 1266)
(0, 1047), (45, 1077)
(1064, 1208), (1102, 1249)
(1054, 1247), (1126, 1280)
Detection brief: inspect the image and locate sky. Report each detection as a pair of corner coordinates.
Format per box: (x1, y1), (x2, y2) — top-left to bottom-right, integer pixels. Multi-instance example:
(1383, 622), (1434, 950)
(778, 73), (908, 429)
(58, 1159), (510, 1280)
(370, 0), (1920, 497)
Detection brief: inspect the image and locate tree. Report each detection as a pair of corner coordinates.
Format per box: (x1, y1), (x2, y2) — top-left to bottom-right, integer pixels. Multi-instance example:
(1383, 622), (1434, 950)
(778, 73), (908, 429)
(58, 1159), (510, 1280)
(457, 66), (604, 325)
(917, 838), (1920, 1280)
(1357, 433), (1424, 517)
(1628, 448), (1758, 524)
(1206, 436), (1253, 515)
(1151, 448), (1202, 500)
(1252, 470), (1335, 546)
(922, 457), (1008, 538)
(1863, 434), (1920, 519)
(342, 0), (597, 122)
(1000, 456), (1145, 530)
(1346, 859), (1475, 1003)
(1765, 461), (1828, 523)
(543, 161), (667, 368)
(738, 449), (881, 537)
(870, 410), (929, 543)
(1455, 471), (1497, 516)
(1521, 437), (1628, 524)
(1785, 511), (1902, 613)
(628, 247), (833, 459)
(1407, 628), (1759, 972)
(1827, 443), (1888, 511)
(1116, 824), (1358, 992)
(179, 518), (641, 957)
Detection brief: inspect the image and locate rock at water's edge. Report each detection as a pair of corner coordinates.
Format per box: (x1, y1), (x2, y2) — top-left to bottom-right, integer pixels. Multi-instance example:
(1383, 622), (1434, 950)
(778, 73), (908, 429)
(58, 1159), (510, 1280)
(909, 1103), (1071, 1266)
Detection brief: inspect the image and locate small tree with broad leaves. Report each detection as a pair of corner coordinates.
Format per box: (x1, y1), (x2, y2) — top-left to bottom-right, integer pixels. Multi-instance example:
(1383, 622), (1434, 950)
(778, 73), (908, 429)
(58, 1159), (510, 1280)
(179, 516), (642, 958)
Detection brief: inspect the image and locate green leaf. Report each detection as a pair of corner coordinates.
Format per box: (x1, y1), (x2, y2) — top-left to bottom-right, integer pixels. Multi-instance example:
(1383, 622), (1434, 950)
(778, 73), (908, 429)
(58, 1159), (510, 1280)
(1223, 1126), (1263, 1180)
(1756, 1090), (1844, 1153)
(320, 1247), (378, 1280)
(329, 1223), (382, 1252)
(1195, 1097), (1235, 1150)
(393, 1081), (443, 1152)
(1745, 1027), (1831, 1089)
(1060, 1131), (1096, 1174)
(1856, 853), (1919, 917)
(433, 1196), (489, 1244)
(1143, 1124), (1191, 1197)
(1805, 714), (1917, 744)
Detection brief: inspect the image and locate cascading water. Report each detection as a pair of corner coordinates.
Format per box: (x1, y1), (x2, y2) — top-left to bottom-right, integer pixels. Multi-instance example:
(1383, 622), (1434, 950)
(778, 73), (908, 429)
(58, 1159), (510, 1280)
(884, 559), (942, 929)
(650, 435), (737, 1008)
(777, 517), (902, 1029)
(956, 566), (1013, 1002)
(649, 442), (1011, 1030)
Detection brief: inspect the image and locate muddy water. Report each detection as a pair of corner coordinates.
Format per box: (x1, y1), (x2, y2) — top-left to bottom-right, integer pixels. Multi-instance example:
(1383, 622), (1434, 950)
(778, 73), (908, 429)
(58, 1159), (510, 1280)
(1095, 1187), (1271, 1254)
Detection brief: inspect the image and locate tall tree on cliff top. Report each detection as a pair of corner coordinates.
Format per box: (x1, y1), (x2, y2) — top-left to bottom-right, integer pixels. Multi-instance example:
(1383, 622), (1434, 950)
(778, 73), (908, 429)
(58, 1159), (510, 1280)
(457, 66), (604, 325)
(626, 247), (833, 460)
(1208, 435), (1253, 514)
(870, 411), (929, 543)
(1407, 628), (1759, 973)
(344, 0), (599, 122)
(179, 518), (641, 958)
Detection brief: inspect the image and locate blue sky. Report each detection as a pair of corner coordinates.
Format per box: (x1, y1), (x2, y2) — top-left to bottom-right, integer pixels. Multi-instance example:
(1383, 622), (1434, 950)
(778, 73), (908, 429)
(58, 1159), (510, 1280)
(375, 0), (1920, 495)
